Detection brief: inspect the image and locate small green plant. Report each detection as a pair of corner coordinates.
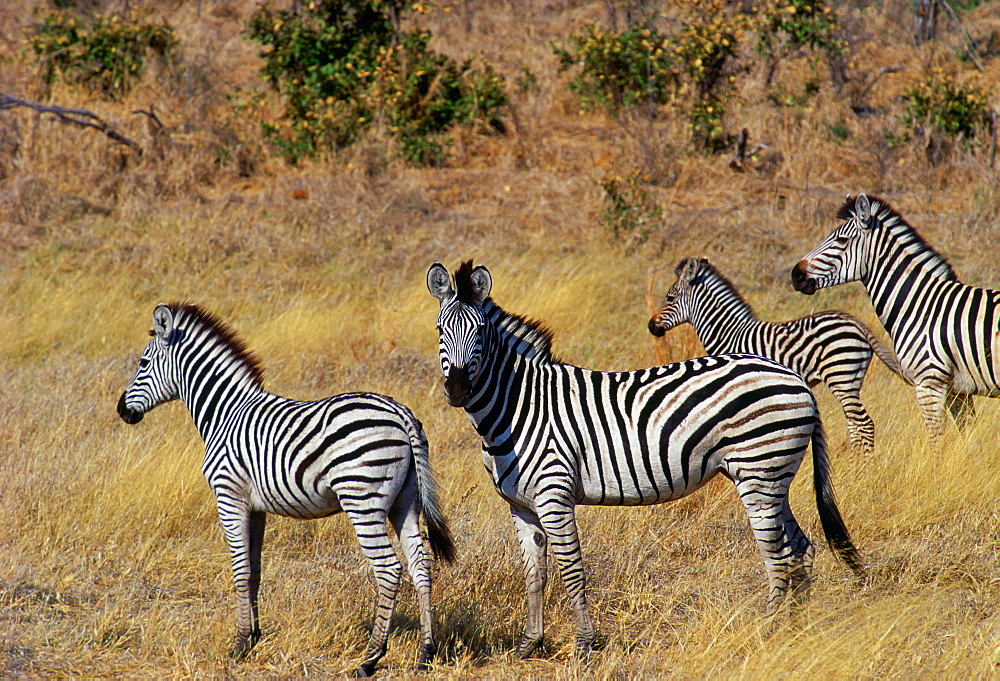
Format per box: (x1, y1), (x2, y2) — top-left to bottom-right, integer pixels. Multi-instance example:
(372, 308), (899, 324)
(756, 0), (846, 87)
(28, 10), (176, 99)
(599, 172), (663, 247)
(901, 69), (991, 137)
(246, 1), (506, 164)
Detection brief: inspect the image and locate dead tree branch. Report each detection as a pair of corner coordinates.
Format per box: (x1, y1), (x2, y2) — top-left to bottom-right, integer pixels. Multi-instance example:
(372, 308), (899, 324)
(0, 93), (143, 153)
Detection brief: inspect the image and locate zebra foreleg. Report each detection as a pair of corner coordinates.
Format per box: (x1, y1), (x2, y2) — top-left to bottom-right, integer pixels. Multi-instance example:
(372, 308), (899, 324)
(389, 488), (437, 672)
(220, 505), (266, 659)
(510, 505), (548, 658)
(915, 381), (949, 447)
(346, 506), (401, 678)
(534, 499), (597, 658)
(946, 392), (976, 431)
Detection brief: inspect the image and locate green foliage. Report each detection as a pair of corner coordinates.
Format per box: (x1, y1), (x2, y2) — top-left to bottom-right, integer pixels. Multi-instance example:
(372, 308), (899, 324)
(599, 172), (662, 246)
(28, 10), (176, 99)
(757, 0), (846, 56)
(552, 0), (747, 153)
(246, 0), (507, 165)
(901, 70), (991, 137)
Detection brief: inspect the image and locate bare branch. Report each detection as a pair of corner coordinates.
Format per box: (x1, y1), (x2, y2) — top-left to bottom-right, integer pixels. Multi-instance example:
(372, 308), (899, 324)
(0, 93), (143, 153)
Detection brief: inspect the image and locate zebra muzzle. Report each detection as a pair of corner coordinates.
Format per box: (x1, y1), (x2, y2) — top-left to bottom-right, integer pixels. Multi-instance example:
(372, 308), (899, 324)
(444, 366), (471, 407)
(648, 318), (666, 337)
(791, 261), (817, 295)
(117, 391), (144, 424)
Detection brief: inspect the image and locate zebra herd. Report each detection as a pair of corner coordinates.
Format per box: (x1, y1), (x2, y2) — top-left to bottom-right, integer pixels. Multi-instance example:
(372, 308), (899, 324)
(116, 193), (998, 674)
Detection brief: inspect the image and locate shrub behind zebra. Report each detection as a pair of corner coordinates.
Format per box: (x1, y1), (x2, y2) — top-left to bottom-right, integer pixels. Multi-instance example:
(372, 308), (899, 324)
(427, 260), (865, 660)
(649, 256), (902, 457)
(792, 194), (1000, 446)
(116, 302), (455, 676)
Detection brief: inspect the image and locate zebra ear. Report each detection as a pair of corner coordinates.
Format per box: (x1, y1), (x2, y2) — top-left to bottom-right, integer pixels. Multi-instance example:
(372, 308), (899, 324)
(469, 265), (492, 300)
(152, 304), (174, 342)
(682, 257), (701, 284)
(427, 263), (453, 301)
(855, 194), (872, 225)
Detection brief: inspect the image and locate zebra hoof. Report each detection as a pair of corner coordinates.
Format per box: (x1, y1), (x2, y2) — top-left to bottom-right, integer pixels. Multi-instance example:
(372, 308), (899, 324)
(415, 641), (436, 671)
(517, 635), (544, 659)
(230, 630), (260, 661)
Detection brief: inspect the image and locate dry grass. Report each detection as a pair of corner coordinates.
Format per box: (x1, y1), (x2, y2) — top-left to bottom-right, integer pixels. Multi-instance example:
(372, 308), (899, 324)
(3, 0), (1000, 677)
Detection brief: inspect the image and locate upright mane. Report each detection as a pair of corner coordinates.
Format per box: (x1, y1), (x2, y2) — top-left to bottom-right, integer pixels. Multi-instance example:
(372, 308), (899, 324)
(168, 302), (266, 388)
(485, 300), (558, 364)
(837, 195), (959, 281)
(686, 258), (757, 318)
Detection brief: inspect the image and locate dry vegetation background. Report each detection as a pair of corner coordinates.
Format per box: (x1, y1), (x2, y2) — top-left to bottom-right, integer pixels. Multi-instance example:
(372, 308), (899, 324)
(2, 0), (1000, 677)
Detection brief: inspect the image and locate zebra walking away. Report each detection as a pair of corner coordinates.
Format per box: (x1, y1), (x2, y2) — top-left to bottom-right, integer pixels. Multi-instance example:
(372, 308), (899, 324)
(427, 261), (863, 658)
(649, 256), (901, 457)
(117, 302), (455, 676)
(792, 194), (1000, 445)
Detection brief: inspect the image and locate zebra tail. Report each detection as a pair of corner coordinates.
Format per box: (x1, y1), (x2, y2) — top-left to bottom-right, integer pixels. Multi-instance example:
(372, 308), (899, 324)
(859, 323), (904, 378)
(406, 414), (456, 564)
(811, 417), (866, 580)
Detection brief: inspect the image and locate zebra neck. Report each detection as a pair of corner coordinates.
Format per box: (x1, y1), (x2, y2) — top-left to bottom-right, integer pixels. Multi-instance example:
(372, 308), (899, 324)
(687, 288), (757, 352)
(178, 354), (265, 440)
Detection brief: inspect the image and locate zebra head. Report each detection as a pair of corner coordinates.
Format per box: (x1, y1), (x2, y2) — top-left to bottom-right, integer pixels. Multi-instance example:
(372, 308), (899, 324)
(792, 194), (876, 295)
(427, 261), (492, 408)
(648, 257), (705, 337)
(117, 303), (182, 424)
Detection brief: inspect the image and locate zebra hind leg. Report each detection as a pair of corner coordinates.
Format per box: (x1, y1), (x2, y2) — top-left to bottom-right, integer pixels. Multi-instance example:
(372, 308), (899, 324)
(830, 386), (874, 458)
(345, 506), (401, 678)
(388, 485), (438, 672)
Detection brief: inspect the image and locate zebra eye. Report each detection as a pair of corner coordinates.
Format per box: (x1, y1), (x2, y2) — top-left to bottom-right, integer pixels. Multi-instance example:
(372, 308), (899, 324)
(834, 235), (850, 244)
(139, 358), (151, 368)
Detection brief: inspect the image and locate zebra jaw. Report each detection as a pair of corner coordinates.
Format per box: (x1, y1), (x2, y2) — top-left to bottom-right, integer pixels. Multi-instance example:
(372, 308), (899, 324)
(116, 391), (144, 424)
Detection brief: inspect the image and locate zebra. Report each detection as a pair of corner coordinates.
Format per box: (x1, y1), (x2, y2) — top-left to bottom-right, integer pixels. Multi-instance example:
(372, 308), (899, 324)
(792, 193), (1000, 445)
(648, 256), (901, 457)
(427, 260), (864, 658)
(116, 302), (455, 676)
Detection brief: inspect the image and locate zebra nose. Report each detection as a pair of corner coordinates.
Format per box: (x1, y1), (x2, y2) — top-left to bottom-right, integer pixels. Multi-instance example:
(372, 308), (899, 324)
(790, 260), (816, 295)
(648, 318), (666, 337)
(444, 366), (471, 407)
(117, 391), (144, 424)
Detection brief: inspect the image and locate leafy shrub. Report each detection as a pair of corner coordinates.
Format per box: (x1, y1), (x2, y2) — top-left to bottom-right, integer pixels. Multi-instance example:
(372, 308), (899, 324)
(246, 1), (506, 164)
(552, 0), (747, 151)
(756, 0), (846, 88)
(901, 70), (991, 137)
(599, 172), (662, 247)
(29, 10), (176, 99)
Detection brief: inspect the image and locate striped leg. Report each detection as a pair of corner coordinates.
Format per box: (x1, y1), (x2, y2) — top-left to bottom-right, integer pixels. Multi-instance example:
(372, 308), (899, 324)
(511, 505), (548, 658)
(388, 485), (437, 671)
(535, 497), (596, 657)
(219, 502), (266, 659)
(915, 381), (949, 446)
(736, 482), (814, 614)
(347, 505), (401, 678)
(947, 392), (976, 431)
(829, 386), (875, 457)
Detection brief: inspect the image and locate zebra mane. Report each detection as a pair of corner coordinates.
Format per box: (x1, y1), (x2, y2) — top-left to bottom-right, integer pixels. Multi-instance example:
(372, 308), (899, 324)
(167, 302), (266, 388)
(483, 299), (558, 364)
(454, 260), (483, 304)
(837, 195), (959, 281)
(684, 258), (757, 319)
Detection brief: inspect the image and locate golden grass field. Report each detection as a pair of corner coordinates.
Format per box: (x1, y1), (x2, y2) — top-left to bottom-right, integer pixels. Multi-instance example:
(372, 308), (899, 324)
(2, 0), (1000, 677)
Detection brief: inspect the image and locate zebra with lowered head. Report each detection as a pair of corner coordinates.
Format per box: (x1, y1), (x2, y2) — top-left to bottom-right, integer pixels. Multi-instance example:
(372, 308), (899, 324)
(117, 302), (454, 676)
(649, 256), (900, 457)
(427, 260), (864, 658)
(792, 194), (1000, 445)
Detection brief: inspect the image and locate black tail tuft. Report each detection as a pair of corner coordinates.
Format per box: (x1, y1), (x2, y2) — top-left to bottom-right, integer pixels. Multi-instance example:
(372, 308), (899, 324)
(811, 417), (866, 579)
(426, 514), (456, 564)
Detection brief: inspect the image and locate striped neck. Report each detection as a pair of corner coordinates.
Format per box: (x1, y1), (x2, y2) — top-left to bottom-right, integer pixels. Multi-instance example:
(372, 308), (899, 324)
(860, 198), (957, 284)
(685, 267), (757, 352)
(482, 299), (556, 366)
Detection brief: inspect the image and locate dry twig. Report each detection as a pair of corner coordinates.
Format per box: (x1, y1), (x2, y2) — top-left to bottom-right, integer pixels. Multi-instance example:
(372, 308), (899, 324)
(0, 93), (142, 153)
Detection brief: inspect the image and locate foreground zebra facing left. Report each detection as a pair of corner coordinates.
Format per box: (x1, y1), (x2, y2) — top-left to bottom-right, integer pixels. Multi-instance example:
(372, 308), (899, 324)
(116, 302), (455, 676)
(427, 261), (865, 659)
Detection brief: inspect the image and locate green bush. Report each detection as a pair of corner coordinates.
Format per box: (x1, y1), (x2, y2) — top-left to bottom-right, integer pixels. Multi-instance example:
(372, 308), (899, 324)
(246, 0), (507, 165)
(901, 70), (991, 137)
(29, 10), (176, 99)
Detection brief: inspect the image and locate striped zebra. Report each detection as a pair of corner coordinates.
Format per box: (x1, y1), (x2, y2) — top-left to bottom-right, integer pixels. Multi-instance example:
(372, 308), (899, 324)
(648, 256), (900, 457)
(792, 194), (1000, 445)
(427, 261), (864, 658)
(116, 302), (454, 676)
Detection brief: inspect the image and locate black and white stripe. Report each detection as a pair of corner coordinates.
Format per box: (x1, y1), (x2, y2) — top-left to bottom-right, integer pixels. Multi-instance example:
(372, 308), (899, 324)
(792, 194), (1000, 444)
(427, 261), (863, 658)
(649, 256), (900, 457)
(117, 302), (454, 676)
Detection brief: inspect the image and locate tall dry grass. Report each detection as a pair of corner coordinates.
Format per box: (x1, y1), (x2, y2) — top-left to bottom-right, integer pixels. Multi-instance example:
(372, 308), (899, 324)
(3, 0), (1000, 677)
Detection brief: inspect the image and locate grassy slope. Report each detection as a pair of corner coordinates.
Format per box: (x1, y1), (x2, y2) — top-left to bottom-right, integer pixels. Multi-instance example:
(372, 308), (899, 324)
(2, 0), (1000, 676)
